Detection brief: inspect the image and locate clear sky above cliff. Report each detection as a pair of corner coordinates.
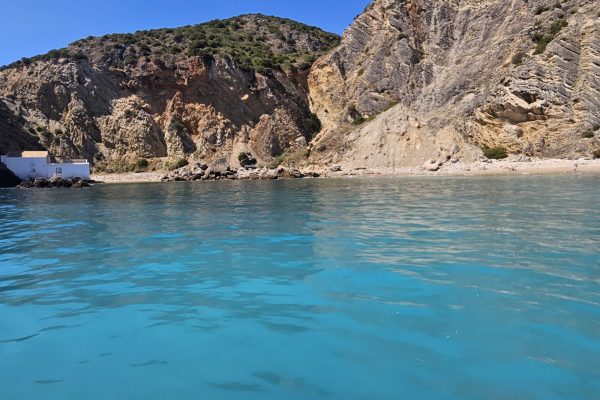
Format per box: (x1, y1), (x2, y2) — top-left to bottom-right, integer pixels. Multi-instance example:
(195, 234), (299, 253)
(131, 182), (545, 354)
(0, 0), (370, 66)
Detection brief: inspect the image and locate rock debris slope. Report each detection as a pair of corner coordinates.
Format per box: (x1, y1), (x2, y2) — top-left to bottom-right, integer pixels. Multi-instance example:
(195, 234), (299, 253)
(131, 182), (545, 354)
(308, 0), (600, 169)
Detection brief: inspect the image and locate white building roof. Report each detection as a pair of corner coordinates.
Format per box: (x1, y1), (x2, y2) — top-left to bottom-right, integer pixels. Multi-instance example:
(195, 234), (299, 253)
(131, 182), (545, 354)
(20, 151), (49, 158)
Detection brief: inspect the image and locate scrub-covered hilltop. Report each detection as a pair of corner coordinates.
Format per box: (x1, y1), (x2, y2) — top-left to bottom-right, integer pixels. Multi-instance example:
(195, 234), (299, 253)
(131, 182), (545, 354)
(0, 15), (339, 172)
(308, 0), (600, 170)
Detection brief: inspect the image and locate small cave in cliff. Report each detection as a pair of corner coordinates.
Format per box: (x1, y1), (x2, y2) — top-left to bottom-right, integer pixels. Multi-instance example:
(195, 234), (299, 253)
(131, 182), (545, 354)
(512, 91), (539, 105)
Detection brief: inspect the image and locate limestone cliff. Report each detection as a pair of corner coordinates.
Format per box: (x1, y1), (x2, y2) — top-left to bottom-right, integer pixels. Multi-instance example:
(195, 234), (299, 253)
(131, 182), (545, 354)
(308, 0), (600, 168)
(2, 4), (599, 174)
(0, 15), (339, 172)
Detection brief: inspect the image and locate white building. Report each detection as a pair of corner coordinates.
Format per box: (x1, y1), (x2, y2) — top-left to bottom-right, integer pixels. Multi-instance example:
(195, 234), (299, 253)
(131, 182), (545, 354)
(0, 151), (90, 180)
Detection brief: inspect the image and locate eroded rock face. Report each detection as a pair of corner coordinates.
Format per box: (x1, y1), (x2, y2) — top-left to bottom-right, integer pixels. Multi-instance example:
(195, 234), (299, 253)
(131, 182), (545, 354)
(308, 0), (600, 165)
(0, 15), (339, 170)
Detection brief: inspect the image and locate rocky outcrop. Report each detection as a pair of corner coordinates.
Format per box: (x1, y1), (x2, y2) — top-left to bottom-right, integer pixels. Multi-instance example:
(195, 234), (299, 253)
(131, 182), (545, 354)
(16, 176), (91, 189)
(0, 15), (339, 170)
(161, 163), (319, 182)
(308, 0), (600, 166)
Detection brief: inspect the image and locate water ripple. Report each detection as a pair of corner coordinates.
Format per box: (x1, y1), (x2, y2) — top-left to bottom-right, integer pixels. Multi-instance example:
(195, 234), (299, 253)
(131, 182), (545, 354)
(1, 176), (599, 399)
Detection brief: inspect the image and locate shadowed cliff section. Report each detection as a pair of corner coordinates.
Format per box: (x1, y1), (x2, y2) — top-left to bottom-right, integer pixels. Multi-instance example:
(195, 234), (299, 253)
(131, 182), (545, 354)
(0, 163), (21, 187)
(308, 0), (600, 169)
(0, 15), (339, 172)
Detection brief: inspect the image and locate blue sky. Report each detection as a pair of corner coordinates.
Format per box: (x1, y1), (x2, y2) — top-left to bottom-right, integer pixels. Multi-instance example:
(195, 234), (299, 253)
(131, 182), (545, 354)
(0, 0), (370, 66)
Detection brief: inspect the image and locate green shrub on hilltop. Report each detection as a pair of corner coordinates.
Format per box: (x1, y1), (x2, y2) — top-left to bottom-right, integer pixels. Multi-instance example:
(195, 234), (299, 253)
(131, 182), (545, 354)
(549, 19), (568, 35)
(136, 159), (149, 169)
(512, 51), (526, 65)
(531, 18), (568, 54)
(482, 146), (508, 160)
(166, 159), (189, 170)
(581, 130), (595, 139)
(267, 153), (287, 169)
(532, 33), (554, 54)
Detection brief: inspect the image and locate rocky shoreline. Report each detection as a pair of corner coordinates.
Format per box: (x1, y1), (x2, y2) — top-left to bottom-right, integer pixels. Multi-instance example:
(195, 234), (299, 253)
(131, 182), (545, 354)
(160, 162), (320, 182)
(90, 157), (600, 184)
(7, 156), (599, 189)
(17, 176), (92, 189)
(8, 157), (598, 188)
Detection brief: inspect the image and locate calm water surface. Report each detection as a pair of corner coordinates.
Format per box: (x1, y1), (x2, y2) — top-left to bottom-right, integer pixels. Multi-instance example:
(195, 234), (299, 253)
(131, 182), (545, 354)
(0, 176), (599, 399)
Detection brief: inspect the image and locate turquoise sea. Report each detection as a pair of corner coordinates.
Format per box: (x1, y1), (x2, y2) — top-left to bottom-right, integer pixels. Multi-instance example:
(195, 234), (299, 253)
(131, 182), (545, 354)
(0, 176), (599, 399)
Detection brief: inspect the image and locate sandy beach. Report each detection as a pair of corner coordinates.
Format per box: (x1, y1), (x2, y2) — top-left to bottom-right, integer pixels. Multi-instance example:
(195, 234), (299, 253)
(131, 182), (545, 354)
(91, 171), (166, 184)
(332, 158), (600, 178)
